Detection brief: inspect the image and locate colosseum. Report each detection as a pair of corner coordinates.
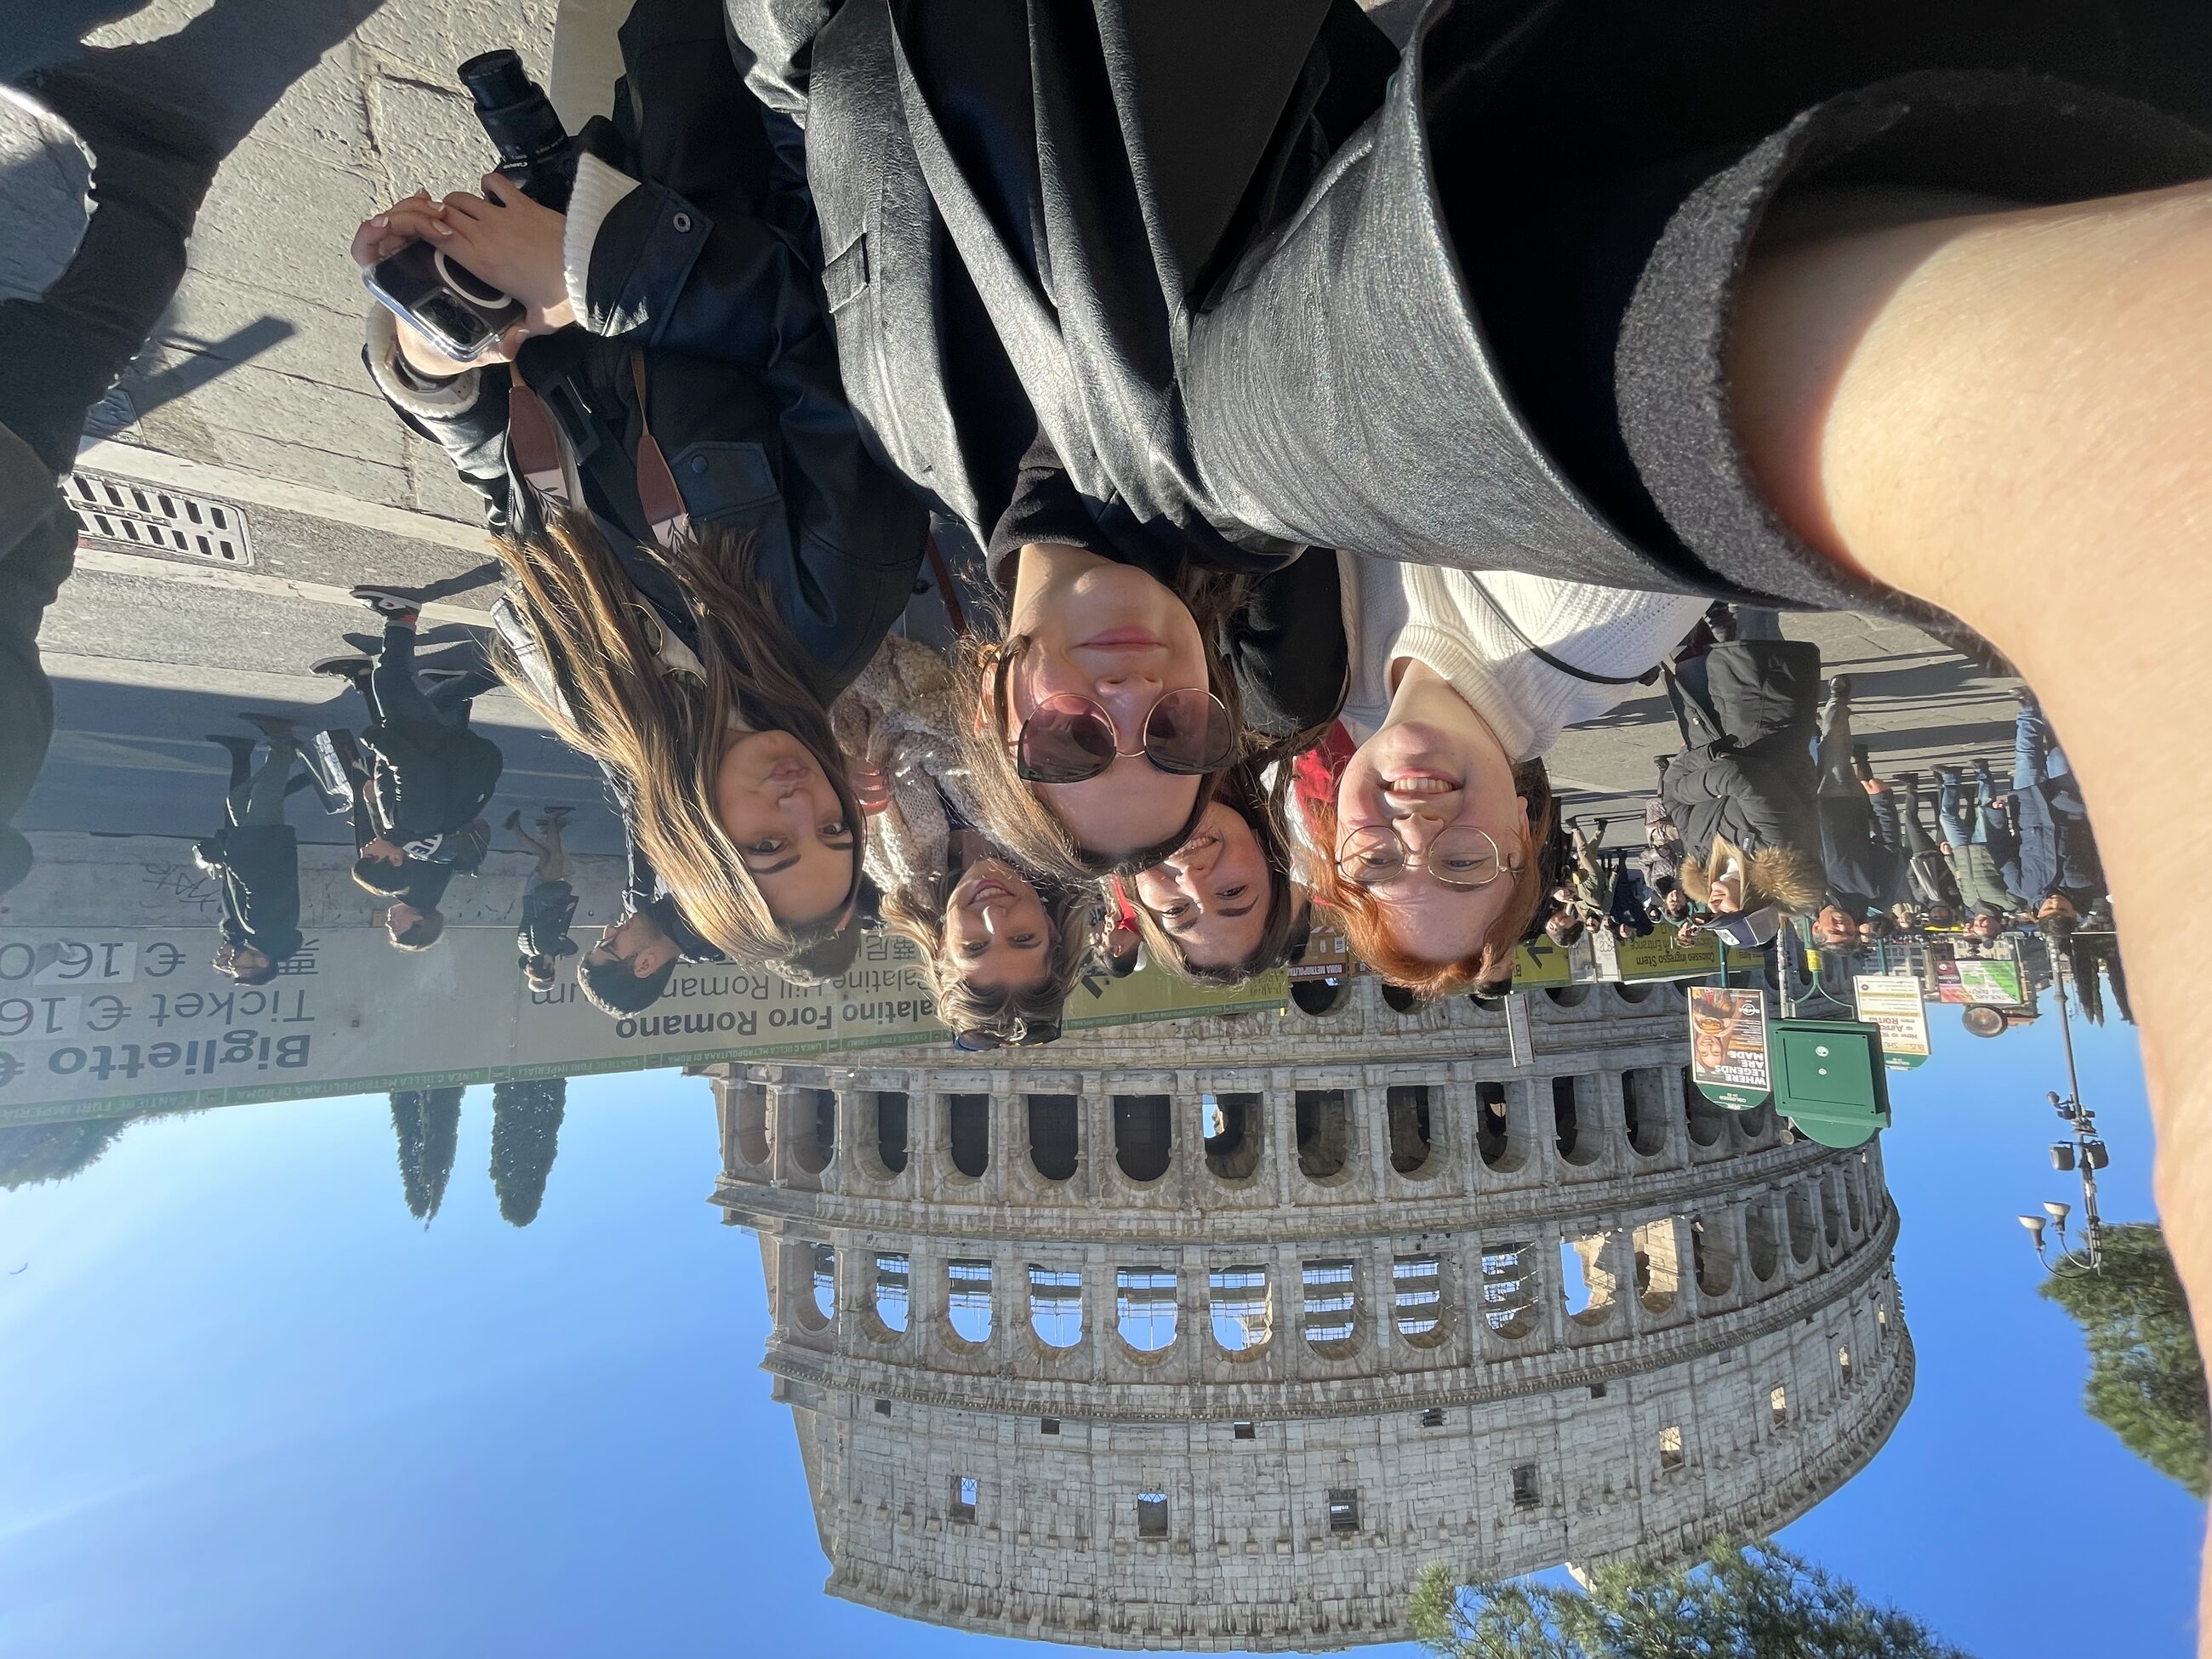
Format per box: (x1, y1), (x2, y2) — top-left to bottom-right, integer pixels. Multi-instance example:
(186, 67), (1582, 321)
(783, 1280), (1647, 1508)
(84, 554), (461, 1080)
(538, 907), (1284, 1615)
(707, 977), (1913, 1650)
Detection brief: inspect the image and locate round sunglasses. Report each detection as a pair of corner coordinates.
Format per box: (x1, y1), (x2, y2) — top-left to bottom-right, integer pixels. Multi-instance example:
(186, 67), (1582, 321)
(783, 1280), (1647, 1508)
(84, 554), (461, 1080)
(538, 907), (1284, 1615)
(994, 646), (1233, 784)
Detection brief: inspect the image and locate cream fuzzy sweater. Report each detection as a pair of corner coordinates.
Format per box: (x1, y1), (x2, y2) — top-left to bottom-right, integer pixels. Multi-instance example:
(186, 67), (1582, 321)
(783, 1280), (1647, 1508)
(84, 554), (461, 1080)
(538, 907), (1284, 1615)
(832, 634), (983, 898)
(1339, 555), (1707, 760)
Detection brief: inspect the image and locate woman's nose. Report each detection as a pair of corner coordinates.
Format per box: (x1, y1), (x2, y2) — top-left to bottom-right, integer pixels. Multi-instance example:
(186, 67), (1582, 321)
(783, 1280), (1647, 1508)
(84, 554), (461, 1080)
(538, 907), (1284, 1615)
(1092, 677), (1162, 741)
(1394, 808), (1444, 847)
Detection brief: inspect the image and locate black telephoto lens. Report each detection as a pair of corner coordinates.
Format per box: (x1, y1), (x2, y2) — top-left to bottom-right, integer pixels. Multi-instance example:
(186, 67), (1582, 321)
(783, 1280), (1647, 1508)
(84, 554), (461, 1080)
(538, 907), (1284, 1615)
(456, 48), (573, 212)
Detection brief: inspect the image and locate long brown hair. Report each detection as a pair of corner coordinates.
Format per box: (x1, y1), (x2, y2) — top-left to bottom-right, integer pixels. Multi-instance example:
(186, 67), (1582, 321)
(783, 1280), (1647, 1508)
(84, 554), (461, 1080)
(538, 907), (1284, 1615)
(491, 510), (860, 966)
(1129, 764), (1308, 987)
(1304, 759), (1558, 997)
(882, 869), (1099, 1045)
(946, 573), (1251, 883)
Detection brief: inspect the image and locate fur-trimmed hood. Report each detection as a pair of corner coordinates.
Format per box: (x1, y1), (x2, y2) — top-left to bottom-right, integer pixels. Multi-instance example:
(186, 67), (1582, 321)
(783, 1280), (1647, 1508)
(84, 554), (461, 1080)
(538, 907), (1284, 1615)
(1679, 835), (1826, 915)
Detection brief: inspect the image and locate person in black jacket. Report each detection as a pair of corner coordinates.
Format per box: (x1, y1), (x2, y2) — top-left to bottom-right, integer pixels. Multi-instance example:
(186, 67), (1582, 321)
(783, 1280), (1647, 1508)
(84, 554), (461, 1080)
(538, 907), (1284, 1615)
(338, 591), (502, 952)
(508, 807), (579, 992)
(1660, 639), (1828, 928)
(197, 717), (305, 984)
(1807, 681), (1906, 948)
(0, 71), (220, 895)
(354, 0), (925, 975)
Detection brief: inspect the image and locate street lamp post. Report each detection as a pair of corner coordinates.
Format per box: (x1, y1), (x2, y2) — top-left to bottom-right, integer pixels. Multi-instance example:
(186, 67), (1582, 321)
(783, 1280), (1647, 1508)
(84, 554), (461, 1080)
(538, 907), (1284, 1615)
(2018, 957), (2110, 1276)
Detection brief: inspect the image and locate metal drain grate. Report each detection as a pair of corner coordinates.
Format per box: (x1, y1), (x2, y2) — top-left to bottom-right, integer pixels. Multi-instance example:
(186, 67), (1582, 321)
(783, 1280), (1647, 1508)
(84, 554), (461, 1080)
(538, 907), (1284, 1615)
(66, 470), (253, 567)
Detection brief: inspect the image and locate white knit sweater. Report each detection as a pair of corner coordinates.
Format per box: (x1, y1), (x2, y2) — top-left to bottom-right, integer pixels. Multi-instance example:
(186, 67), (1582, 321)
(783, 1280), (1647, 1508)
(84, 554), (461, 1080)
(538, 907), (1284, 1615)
(1339, 554), (1707, 760)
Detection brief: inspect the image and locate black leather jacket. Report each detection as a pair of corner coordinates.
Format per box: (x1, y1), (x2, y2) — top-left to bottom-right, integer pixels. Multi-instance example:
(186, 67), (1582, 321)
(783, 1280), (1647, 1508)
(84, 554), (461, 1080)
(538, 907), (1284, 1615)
(370, 0), (925, 701)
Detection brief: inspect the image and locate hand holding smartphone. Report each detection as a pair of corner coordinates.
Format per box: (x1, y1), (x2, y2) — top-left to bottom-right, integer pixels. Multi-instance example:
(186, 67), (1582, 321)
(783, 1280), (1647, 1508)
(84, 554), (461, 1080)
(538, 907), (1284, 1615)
(356, 178), (574, 367)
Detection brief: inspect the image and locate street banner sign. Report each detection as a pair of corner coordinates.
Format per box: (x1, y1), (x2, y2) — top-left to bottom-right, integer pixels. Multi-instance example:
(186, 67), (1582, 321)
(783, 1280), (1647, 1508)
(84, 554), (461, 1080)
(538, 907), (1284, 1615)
(0, 926), (1287, 1126)
(1514, 935), (1601, 987)
(1853, 974), (1931, 1069)
(1512, 937), (1575, 986)
(1506, 992), (1535, 1068)
(1952, 956), (2026, 1005)
(1610, 930), (1720, 978)
(1688, 986), (1772, 1109)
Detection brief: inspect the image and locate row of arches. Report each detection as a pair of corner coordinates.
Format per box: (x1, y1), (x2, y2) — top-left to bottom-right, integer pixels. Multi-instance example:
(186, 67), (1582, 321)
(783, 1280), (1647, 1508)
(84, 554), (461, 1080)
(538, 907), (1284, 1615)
(727, 1065), (1784, 1196)
(1289, 978), (1680, 1020)
(779, 1157), (1888, 1365)
(798, 1249), (1460, 1358)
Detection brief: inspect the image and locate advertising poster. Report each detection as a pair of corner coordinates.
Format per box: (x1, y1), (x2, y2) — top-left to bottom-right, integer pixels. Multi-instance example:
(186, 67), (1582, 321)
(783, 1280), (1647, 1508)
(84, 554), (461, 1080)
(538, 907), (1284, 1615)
(1953, 957), (2027, 1006)
(1852, 974), (1932, 1069)
(1687, 986), (1772, 1109)
(0, 926), (1286, 1126)
(1286, 921), (1358, 983)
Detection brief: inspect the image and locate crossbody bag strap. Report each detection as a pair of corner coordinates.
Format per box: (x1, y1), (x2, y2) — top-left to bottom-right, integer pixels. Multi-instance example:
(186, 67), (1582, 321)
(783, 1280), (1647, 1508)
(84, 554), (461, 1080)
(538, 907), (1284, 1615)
(629, 349), (691, 551)
(505, 362), (570, 506)
(1463, 573), (1661, 687)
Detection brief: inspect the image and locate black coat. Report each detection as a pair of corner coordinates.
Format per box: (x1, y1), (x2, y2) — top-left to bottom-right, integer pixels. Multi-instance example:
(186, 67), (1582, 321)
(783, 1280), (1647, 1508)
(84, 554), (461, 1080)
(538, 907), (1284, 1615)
(1659, 641), (1822, 867)
(373, 0), (925, 700)
(362, 719), (504, 841)
(735, 0), (2212, 620)
(736, 0), (1363, 566)
(2006, 780), (2107, 909)
(197, 824), (303, 964)
(1818, 792), (1905, 918)
(517, 879), (580, 961)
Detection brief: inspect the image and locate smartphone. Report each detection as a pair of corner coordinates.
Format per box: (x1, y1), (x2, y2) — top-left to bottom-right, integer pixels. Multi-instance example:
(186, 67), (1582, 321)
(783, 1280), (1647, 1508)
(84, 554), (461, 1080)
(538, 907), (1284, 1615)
(363, 238), (524, 364)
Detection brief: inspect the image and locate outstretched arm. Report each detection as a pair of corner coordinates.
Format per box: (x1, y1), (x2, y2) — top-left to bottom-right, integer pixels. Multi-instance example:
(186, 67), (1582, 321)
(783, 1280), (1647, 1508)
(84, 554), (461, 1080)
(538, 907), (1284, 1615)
(1729, 178), (2212, 1618)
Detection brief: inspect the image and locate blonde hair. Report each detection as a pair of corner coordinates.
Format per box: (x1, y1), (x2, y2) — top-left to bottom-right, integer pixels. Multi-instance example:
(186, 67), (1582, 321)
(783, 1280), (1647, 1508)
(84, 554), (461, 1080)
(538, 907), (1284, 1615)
(492, 510), (859, 966)
(1679, 835), (1826, 915)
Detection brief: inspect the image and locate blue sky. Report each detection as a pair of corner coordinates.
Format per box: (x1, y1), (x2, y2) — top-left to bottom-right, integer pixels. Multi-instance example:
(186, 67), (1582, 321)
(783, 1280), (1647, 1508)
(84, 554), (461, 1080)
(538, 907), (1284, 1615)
(0, 1007), (2195, 1659)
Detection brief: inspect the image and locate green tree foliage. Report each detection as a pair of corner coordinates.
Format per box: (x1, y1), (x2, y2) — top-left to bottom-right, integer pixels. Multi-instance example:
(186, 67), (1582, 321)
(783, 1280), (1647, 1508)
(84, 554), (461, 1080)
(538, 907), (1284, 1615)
(488, 1078), (566, 1227)
(389, 1087), (465, 1223)
(2039, 1222), (2211, 1497)
(1410, 1540), (1971, 1659)
(0, 1115), (138, 1190)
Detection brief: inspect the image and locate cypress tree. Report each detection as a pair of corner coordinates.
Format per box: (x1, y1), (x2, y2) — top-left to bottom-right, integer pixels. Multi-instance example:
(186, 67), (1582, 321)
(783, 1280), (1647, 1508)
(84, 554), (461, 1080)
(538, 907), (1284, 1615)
(488, 1078), (567, 1227)
(0, 1116), (139, 1190)
(416, 1087), (464, 1223)
(390, 1091), (428, 1218)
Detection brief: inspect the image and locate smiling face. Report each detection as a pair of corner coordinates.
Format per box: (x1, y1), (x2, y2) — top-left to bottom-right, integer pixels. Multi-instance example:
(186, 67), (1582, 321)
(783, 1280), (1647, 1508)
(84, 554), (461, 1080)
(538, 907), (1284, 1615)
(1000, 544), (1211, 860)
(942, 856), (1053, 995)
(712, 730), (855, 928)
(1332, 663), (1531, 969)
(1134, 801), (1273, 970)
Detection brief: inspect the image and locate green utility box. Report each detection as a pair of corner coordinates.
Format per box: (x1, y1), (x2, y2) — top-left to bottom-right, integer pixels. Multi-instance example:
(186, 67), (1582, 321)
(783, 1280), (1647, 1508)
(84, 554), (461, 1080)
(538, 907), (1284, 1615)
(1770, 1018), (1892, 1148)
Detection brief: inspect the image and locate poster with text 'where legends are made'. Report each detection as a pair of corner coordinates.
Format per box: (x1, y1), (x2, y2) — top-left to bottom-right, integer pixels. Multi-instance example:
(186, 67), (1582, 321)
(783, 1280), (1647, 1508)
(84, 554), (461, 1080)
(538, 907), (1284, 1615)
(1687, 986), (1771, 1109)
